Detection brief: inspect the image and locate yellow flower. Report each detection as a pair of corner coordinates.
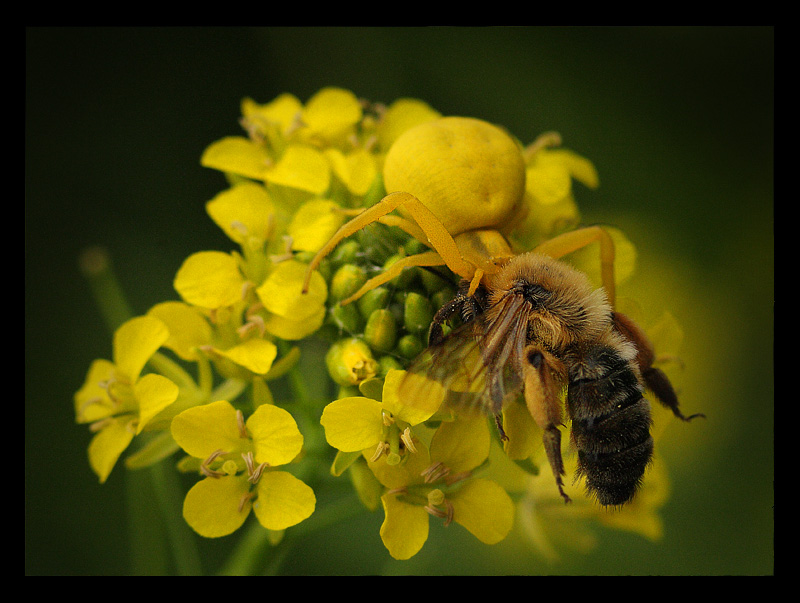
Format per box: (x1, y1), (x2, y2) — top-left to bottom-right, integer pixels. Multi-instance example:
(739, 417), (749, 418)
(287, 199), (346, 253)
(320, 370), (444, 462)
(297, 87), (363, 149)
(511, 136), (600, 246)
(74, 316), (179, 482)
(171, 400), (315, 537)
(375, 97), (441, 151)
(255, 259), (327, 340)
(173, 250), (245, 311)
(371, 414), (515, 560)
(205, 183), (275, 247)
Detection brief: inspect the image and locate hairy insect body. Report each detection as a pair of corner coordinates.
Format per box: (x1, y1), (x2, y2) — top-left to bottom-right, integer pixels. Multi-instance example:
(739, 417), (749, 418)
(422, 252), (698, 506)
(565, 341), (654, 506)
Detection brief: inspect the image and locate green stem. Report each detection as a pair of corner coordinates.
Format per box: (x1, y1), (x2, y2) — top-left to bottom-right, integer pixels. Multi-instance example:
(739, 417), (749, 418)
(79, 246), (135, 331)
(148, 460), (203, 576)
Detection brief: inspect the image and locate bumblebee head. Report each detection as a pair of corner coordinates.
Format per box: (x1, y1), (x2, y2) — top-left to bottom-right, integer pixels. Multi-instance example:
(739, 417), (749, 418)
(486, 252), (612, 348)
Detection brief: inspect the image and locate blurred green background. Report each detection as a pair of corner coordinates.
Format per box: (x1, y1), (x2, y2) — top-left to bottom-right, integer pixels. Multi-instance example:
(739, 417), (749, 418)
(25, 27), (773, 575)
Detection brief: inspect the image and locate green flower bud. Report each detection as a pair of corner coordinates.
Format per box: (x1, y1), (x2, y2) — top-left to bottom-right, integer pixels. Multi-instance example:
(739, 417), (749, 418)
(330, 264), (368, 302)
(356, 286), (391, 319)
(403, 292), (434, 334)
(378, 354), (403, 376)
(325, 337), (379, 386)
(384, 254), (418, 289)
(329, 302), (364, 334)
(419, 267), (450, 294)
(364, 309), (398, 353)
(396, 334), (424, 359)
(329, 240), (361, 267)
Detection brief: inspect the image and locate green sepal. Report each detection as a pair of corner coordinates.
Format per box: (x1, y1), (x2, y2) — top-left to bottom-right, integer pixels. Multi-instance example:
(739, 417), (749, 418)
(124, 430), (180, 470)
(331, 449), (363, 476)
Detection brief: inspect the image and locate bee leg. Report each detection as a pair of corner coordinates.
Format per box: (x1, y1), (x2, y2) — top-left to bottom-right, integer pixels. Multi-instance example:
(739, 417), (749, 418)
(532, 225), (617, 308)
(613, 312), (705, 422)
(494, 413), (508, 441)
(523, 348), (571, 504)
(428, 292), (467, 347)
(428, 283), (488, 346)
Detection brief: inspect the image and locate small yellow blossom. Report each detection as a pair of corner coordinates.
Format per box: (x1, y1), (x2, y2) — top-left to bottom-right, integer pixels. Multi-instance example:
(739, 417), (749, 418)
(74, 316), (178, 482)
(371, 414), (514, 560)
(171, 400), (315, 537)
(206, 183), (275, 246)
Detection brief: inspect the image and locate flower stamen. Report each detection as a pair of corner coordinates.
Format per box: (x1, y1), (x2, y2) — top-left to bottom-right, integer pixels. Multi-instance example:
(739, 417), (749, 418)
(201, 449), (228, 478)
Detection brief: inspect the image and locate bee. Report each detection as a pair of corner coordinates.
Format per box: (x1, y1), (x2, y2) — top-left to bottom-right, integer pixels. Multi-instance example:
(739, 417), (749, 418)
(408, 251), (704, 507)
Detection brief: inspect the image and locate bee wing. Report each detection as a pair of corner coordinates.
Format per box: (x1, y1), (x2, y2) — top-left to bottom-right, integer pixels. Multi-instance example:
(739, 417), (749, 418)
(402, 292), (530, 418)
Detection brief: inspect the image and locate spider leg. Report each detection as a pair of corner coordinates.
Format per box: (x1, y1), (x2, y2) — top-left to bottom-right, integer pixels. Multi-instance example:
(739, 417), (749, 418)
(533, 225), (617, 308)
(302, 191), (473, 295)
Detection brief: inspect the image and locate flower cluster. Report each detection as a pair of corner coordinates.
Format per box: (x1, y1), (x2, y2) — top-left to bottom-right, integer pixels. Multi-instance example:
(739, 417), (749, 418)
(75, 87), (680, 565)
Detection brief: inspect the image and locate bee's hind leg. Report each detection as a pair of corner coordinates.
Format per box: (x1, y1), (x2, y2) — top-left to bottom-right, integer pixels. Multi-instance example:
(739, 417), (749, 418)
(612, 312), (705, 422)
(523, 347), (571, 504)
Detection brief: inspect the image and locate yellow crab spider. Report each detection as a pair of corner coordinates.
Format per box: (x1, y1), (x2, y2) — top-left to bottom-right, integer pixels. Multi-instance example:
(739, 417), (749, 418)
(301, 117), (617, 308)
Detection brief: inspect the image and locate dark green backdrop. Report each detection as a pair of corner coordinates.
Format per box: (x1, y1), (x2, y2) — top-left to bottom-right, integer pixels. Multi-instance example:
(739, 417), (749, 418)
(25, 26), (773, 575)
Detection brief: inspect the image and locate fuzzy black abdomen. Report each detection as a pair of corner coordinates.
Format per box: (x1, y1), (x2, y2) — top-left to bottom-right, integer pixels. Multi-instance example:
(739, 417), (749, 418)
(567, 345), (653, 506)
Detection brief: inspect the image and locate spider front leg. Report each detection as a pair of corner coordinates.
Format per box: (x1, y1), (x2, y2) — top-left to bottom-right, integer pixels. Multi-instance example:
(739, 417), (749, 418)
(302, 191), (474, 302)
(533, 225), (617, 308)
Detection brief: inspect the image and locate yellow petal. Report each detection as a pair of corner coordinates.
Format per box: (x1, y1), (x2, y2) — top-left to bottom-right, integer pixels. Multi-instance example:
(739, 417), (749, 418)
(174, 251), (244, 310)
(74, 358), (116, 423)
(429, 413), (491, 474)
(301, 87), (362, 145)
(183, 475), (252, 538)
(501, 400), (541, 461)
(264, 145), (330, 195)
(170, 400), (251, 459)
(247, 403), (304, 467)
(252, 471), (316, 531)
(526, 160), (572, 205)
(548, 148), (599, 189)
(450, 478), (515, 544)
(88, 417), (135, 483)
(134, 373), (179, 434)
(262, 305), (326, 341)
(200, 136), (271, 180)
(366, 437), (430, 490)
(256, 260), (327, 320)
(380, 493), (429, 560)
(377, 97), (441, 151)
(147, 301), (212, 362)
(206, 183), (275, 244)
(325, 148), (377, 196)
(381, 369), (443, 426)
(320, 397), (383, 452)
(288, 199), (346, 253)
(113, 316), (169, 382)
(241, 93), (302, 135)
(214, 338), (278, 375)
